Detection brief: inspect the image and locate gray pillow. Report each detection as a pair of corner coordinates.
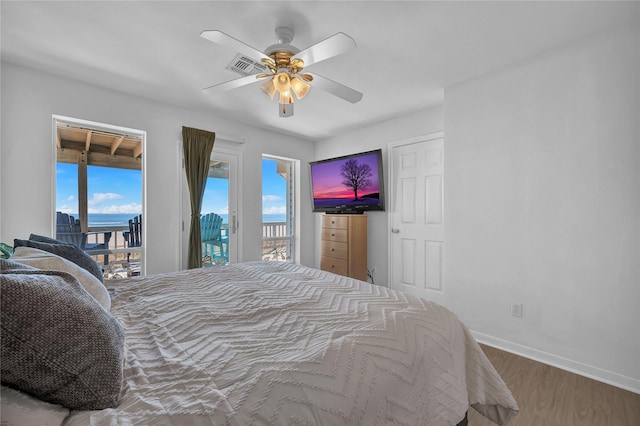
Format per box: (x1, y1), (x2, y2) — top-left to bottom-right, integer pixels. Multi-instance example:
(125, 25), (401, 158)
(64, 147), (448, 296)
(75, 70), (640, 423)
(12, 247), (111, 311)
(0, 259), (125, 410)
(28, 234), (74, 246)
(13, 235), (103, 283)
(0, 259), (36, 272)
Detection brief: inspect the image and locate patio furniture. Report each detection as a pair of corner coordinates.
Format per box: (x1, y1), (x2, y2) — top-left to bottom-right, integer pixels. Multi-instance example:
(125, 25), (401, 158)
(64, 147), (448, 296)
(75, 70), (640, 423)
(201, 212), (228, 264)
(55, 212), (112, 264)
(123, 214), (142, 263)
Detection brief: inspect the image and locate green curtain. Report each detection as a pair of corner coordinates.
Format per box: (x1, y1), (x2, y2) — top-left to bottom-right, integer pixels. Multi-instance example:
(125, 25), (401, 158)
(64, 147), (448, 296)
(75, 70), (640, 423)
(182, 126), (215, 269)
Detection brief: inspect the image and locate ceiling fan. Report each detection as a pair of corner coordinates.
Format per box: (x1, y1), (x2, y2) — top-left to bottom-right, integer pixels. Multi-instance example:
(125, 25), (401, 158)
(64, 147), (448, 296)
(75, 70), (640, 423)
(200, 27), (363, 117)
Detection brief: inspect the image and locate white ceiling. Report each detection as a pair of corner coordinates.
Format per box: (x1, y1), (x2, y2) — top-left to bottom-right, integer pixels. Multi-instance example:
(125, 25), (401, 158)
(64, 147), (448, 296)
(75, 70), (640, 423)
(2, 1), (638, 141)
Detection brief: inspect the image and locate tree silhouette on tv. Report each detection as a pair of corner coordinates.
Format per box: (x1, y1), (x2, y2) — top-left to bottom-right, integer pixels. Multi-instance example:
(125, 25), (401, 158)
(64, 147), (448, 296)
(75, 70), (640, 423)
(340, 159), (372, 201)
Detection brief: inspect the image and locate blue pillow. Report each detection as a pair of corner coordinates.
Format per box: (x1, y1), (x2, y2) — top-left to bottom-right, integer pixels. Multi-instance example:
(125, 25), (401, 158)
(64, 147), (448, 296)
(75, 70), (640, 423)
(13, 235), (103, 282)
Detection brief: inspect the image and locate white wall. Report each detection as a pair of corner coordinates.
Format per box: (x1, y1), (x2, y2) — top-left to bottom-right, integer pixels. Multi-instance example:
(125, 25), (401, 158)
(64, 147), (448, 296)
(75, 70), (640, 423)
(443, 24), (640, 392)
(315, 107), (444, 286)
(0, 63), (317, 274)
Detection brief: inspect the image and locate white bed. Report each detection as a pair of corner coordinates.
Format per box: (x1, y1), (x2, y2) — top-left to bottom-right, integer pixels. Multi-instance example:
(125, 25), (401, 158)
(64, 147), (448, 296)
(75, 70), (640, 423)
(2, 257), (518, 425)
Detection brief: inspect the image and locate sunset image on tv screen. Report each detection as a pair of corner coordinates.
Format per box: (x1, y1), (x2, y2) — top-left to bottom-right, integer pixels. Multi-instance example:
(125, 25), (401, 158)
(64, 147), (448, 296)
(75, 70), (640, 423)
(311, 152), (381, 208)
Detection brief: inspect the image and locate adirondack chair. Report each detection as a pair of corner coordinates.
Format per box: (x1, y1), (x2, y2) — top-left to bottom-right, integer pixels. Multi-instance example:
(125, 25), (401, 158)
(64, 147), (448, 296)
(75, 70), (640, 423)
(55, 212), (111, 264)
(201, 212), (228, 263)
(56, 212), (87, 249)
(122, 214), (142, 262)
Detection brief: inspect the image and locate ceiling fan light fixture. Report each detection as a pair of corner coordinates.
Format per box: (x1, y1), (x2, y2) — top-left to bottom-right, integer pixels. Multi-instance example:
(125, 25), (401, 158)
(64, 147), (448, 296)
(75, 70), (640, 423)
(273, 69), (291, 93)
(201, 27), (362, 118)
(260, 79), (276, 100)
(290, 77), (310, 100)
(278, 90), (293, 105)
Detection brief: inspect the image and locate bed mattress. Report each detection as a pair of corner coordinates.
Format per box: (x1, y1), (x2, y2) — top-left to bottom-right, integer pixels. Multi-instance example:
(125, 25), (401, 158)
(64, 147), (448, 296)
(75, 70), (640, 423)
(63, 261), (518, 425)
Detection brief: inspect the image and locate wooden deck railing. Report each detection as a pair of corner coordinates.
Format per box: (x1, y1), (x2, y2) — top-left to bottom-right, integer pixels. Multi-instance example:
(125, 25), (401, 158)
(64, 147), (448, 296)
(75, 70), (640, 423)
(85, 226), (142, 279)
(262, 221), (292, 262)
(90, 222), (291, 278)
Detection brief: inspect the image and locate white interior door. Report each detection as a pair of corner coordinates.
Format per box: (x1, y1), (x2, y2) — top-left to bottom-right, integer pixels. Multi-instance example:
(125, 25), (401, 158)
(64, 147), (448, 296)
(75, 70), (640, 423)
(388, 134), (444, 303)
(180, 146), (240, 268)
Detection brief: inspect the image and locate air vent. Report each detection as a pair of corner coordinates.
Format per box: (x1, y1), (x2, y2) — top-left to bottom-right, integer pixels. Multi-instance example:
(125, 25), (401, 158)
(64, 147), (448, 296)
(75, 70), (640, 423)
(225, 54), (268, 77)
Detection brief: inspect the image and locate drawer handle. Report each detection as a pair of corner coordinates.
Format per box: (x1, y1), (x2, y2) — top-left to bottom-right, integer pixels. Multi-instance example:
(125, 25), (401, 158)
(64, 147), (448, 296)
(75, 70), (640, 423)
(331, 233), (335, 237)
(331, 220), (335, 224)
(331, 248), (335, 252)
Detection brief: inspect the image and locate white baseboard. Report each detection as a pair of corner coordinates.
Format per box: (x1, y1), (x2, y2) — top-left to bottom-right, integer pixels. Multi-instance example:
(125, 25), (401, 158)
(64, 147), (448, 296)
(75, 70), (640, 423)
(471, 330), (640, 395)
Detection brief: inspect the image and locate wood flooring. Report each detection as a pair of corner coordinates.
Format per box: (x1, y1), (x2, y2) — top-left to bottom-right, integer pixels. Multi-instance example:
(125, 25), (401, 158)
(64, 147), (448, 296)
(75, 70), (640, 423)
(468, 344), (640, 426)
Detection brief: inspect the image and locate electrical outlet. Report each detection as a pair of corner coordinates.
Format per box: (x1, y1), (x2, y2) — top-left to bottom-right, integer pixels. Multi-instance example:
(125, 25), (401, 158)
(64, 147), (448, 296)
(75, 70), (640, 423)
(511, 303), (523, 318)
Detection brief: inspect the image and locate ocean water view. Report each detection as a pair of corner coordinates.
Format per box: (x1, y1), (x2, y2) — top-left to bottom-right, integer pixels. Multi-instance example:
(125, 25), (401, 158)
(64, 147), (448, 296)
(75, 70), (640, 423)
(86, 213), (287, 227)
(87, 213), (136, 227)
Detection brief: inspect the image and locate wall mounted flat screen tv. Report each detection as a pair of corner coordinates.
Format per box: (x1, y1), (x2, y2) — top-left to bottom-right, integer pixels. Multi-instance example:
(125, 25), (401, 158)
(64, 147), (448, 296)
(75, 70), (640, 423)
(309, 149), (385, 214)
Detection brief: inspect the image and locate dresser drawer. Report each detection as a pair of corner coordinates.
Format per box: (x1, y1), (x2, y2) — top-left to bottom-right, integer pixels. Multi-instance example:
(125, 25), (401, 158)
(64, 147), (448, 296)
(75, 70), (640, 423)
(320, 256), (349, 276)
(319, 214), (367, 280)
(321, 240), (348, 259)
(322, 215), (348, 229)
(321, 228), (348, 242)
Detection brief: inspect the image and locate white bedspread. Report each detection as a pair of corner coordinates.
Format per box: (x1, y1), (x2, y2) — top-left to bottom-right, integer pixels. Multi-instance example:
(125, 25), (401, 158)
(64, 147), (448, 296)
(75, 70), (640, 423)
(64, 262), (518, 426)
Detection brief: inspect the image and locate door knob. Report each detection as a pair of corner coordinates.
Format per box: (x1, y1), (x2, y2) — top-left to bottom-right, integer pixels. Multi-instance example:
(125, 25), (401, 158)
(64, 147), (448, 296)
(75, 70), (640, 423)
(391, 228), (400, 234)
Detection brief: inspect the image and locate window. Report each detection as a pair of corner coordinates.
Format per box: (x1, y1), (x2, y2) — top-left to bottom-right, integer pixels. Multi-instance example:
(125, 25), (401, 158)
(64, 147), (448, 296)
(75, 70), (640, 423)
(262, 155), (296, 262)
(54, 116), (144, 279)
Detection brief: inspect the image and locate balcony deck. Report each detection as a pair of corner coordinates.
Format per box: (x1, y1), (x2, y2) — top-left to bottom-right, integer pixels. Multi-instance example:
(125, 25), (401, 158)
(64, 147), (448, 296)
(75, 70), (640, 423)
(93, 221), (291, 279)
(85, 226), (141, 279)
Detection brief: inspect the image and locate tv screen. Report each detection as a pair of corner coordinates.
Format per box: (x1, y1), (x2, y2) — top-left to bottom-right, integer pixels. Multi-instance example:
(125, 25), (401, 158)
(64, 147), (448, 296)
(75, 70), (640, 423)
(309, 149), (385, 214)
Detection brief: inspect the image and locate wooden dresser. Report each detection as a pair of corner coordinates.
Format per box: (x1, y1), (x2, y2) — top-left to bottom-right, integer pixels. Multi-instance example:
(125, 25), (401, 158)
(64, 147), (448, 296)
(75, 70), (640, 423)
(320, 214), (367, 281)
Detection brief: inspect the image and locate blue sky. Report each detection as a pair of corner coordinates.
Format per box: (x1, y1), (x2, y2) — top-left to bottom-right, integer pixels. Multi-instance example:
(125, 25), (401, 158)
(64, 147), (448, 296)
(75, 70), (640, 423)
(56, 164), (142, 214)
(260, 158), (287, 215)
(57, 159), (286, 216)
(201, 158), (286, 216)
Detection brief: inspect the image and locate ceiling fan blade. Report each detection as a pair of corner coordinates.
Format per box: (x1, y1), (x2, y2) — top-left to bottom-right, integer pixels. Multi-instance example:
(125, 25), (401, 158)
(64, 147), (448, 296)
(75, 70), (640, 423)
(308, 73), (363, 104)
(202, 74), (260, 95)
(200, 30), (271, 62)
(292, 33), (356, 67)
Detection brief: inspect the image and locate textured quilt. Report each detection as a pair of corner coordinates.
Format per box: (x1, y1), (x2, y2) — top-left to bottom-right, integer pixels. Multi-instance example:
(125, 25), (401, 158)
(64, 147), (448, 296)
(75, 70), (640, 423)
(64, 262), (518, 426)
